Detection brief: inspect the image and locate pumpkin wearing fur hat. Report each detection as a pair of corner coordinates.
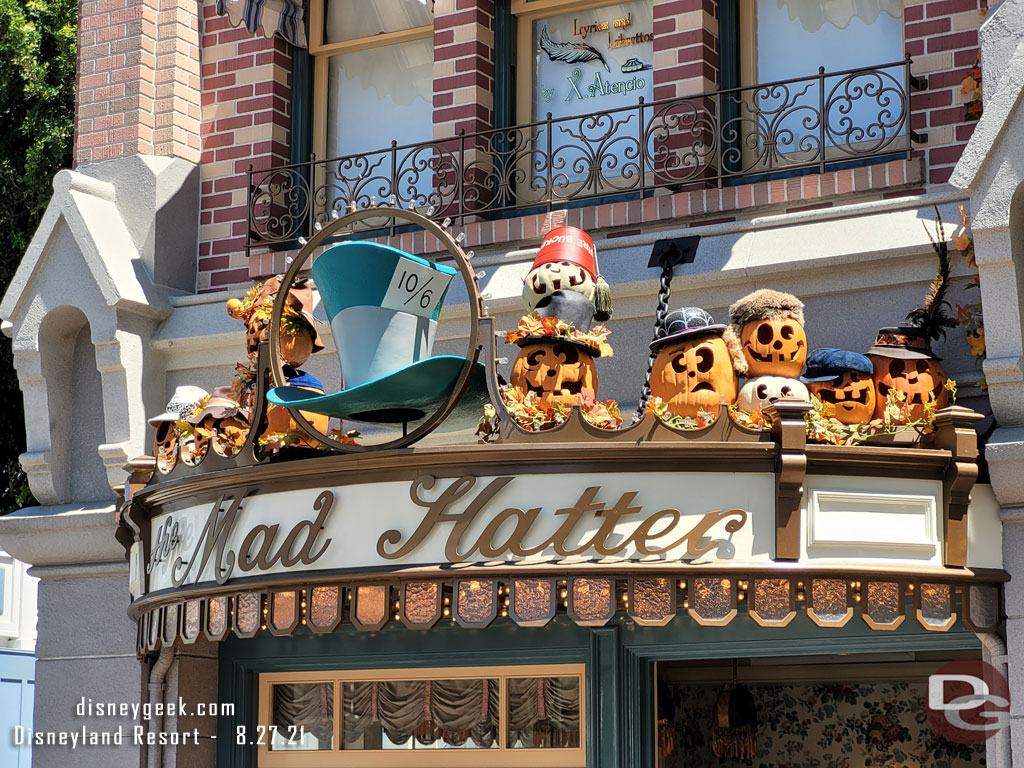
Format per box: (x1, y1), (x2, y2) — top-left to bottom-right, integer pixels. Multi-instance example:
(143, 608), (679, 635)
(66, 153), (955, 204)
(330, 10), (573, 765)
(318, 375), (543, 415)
(649, 308), (737, 418)
(866, 210), (956, 422)
(724, 290), (807, 378)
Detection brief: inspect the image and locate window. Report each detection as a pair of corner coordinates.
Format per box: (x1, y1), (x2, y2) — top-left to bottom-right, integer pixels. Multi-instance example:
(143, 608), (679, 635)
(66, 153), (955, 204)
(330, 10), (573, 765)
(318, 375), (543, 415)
(257, 664), (586, 767)
(309, 0), (434, 168)
(511, 0), (654, 194)
(737, 0), (906, 171)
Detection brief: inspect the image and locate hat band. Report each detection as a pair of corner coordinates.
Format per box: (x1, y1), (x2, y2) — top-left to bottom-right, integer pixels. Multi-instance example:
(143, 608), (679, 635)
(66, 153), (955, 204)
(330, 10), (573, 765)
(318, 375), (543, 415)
(873, 332), (931, 351)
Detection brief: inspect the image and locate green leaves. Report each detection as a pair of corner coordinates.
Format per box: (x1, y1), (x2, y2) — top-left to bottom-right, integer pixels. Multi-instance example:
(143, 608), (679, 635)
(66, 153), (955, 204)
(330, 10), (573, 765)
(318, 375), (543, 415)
(0, 0), (76, 513)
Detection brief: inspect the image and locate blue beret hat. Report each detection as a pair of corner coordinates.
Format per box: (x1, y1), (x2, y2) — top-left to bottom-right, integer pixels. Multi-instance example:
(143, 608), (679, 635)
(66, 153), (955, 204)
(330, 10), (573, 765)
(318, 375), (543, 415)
(801, 348), (874, 382)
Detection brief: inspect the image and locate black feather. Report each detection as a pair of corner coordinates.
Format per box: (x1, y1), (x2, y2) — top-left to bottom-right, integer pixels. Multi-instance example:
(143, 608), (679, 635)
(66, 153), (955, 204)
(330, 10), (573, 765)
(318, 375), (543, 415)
(905, 206), (957, 341)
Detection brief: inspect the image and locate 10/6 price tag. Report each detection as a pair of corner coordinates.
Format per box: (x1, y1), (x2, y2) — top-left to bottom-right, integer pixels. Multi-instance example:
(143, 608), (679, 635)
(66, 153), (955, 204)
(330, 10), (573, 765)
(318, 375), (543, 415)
(381, 258), (453, 320)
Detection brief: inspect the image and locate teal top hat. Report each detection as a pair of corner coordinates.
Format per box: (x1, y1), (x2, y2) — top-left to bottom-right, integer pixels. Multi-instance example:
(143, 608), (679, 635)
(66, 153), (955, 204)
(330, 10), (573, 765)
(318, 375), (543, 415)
(267, 241), (487, 427)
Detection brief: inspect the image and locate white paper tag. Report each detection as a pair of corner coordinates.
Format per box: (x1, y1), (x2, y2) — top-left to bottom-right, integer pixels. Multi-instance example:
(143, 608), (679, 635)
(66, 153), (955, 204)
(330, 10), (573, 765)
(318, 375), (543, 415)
(381, 258), (453, 319)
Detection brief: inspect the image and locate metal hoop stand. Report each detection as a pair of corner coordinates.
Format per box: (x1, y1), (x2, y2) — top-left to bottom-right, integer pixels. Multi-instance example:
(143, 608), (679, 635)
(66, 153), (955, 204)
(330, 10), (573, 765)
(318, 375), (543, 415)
(268, 206), (484, 453)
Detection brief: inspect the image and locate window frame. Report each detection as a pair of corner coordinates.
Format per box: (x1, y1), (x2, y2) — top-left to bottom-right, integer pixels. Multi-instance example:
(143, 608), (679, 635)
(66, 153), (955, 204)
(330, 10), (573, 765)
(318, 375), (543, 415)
(307, 0), (434, 162)
(257, 663), (587, 768)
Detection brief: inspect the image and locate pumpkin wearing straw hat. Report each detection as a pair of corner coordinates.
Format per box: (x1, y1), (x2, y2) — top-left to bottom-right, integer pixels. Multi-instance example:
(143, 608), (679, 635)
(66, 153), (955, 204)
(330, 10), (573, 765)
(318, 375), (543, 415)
(507, 291), (609, 409)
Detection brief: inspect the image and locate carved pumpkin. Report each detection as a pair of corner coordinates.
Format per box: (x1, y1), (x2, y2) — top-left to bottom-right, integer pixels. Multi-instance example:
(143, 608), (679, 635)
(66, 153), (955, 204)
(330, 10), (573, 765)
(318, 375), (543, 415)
(869, 355), (948, 422)
(262, 394), (331, 449)
(736, 376), (809, 413)
(740, 318), (807, 377)
(153, 421), (178, 474)
(650, 336), (737, 417)
(510, 341), (598, 408)
(808, 372), (876, 425)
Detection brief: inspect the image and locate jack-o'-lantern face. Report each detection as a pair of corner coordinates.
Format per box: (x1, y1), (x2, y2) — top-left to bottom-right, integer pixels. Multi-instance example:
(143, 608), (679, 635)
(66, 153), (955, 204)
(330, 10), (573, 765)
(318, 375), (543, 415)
(212, 415), (250, 458)
(154, 421), (178, 474)
(870, 355), (948, 421)
(650, 336), (737, 418)
(740, 318), (807, 377)
(809, 372), (876, 425)
(737, 376), (809, 413)
(510, 341), (598, 407)
(522, 262), (596, 310)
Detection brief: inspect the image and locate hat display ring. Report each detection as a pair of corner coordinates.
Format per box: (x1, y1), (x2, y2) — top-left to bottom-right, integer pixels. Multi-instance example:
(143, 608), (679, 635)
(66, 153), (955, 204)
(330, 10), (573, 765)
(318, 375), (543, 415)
(269, 205), (483, 453)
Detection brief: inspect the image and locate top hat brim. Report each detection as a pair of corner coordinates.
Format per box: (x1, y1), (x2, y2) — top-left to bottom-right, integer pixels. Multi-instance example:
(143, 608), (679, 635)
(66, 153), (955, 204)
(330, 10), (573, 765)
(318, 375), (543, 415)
(866, 345), (941, 361)
(267, 355), (489, 431)
(515, 335), (604, 358)
(649, 323), (727, 352)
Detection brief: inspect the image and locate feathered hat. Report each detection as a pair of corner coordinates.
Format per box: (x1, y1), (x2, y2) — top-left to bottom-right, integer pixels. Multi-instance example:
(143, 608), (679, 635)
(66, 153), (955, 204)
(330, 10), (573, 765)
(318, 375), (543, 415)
(868, 208), (956, 360)
(723, 289), (805, 375)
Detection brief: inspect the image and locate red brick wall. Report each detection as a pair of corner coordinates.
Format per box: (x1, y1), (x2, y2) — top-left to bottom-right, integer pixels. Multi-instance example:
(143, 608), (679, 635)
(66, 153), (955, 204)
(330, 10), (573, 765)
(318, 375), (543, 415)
(76, 0), (201, 164)
(197, 5), (292, 291)
(433, 0), (496, 138)
(904, 0), (984, 184)
(653, 0), (717, 100)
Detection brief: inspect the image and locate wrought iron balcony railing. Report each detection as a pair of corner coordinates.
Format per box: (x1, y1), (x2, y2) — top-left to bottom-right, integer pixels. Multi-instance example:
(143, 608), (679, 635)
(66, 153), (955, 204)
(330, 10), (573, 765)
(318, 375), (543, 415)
(247, 59), (914, 252)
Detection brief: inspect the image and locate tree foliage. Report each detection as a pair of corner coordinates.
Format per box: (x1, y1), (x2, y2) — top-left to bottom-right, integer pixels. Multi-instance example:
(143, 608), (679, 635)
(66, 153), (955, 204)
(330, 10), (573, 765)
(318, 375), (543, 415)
(0, 0), (76, 513)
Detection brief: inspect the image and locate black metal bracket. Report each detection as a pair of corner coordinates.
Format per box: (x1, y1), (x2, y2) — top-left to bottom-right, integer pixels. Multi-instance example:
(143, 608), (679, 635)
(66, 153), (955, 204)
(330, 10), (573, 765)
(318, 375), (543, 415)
(911, 130), (929, 145)
(909, 73), (928, 91)
(648, 235), (701, 270)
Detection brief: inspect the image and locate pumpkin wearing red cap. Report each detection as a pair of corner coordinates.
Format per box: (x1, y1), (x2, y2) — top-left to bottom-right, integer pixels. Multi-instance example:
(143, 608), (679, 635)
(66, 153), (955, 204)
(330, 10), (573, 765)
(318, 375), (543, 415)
(522, 226), (613, 321)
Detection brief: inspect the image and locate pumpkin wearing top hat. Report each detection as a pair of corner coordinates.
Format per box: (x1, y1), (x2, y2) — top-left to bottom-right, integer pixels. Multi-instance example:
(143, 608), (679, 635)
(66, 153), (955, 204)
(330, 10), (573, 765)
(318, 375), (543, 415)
(648, 307), (737, 418)
(866, 220), (955, 422)
(801, 348), (876, 425)
(522, 226), (613, 321)
(507, 290), (612, 409)
(724, 289), (807, 379)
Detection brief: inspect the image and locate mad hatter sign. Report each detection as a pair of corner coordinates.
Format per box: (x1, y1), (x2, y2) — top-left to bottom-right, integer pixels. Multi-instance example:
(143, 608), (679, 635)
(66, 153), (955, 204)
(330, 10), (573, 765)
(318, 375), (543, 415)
(141, 471), (775, 595)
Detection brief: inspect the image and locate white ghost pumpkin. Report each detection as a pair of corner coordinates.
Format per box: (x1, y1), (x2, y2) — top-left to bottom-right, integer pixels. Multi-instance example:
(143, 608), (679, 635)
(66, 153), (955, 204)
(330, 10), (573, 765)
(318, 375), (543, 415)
(736, 376), (809, 413)
(522, 260), (596, 311)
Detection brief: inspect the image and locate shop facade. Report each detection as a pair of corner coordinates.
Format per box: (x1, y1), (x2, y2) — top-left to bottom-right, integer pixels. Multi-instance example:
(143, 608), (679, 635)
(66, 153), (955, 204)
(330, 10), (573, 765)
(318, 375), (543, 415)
(1, 0), (1024, 767)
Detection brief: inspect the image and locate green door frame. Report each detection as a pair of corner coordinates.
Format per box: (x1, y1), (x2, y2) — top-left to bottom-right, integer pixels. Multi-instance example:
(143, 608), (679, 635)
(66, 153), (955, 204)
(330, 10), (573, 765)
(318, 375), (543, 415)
(217, 613), (980, 768)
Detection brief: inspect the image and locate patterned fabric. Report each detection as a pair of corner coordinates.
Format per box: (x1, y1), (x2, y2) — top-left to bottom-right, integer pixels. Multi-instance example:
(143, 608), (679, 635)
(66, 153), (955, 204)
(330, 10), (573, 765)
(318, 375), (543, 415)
(663, 681), (985, 768)
(215, 0), (307, 48)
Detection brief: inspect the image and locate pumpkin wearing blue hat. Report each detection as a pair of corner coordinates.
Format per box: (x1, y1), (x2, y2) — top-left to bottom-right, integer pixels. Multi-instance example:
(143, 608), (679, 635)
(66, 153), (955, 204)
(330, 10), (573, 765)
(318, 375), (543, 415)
(801, 348), (876, 424)
(266, 241), (488, 429)
(648, 307), (737, 418)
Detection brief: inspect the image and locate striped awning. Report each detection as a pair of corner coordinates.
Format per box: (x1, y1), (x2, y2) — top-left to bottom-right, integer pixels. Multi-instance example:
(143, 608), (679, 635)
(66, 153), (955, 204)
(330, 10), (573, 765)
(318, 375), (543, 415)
(215, 0), (307, 48)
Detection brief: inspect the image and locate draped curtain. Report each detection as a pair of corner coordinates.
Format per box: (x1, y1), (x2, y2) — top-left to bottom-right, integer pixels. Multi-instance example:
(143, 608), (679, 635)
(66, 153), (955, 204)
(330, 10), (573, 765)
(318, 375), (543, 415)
(775, 0), (902, 32)
(273, 676), (581, 750)
(272, 683), (334, 742)
(343, 679), (500, 747)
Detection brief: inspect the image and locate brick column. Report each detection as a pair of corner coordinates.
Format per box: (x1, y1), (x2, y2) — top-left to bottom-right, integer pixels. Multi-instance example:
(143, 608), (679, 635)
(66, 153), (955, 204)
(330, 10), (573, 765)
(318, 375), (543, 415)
(75, 0), (201, 164)
(197, 4), (292, 291)
(904, 0), (983, 184)
(652, 0), (718, 100)
(433, 0), (495, 138)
